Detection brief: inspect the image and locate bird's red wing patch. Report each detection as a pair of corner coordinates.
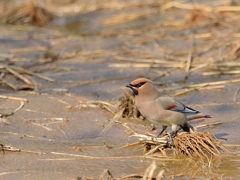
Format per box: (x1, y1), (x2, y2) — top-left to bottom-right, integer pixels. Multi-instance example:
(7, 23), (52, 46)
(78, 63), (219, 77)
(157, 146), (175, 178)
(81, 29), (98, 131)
(166, 104), (178, 110)
(194, 115), (205, 119)
(189, 114), (208, 120)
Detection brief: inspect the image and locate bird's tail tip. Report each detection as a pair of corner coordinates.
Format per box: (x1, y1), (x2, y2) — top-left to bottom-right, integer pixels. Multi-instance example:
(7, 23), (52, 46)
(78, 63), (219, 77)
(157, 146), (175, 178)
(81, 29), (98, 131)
(204, 115), (212, 118)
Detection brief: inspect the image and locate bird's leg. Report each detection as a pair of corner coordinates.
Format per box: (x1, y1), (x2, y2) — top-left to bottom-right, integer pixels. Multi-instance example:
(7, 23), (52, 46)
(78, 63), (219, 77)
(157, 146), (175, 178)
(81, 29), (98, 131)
(180, 121), (194, 132)
(167, 125), (178, 146)
(175, 126), (182, 134)
(186, 121), (194, 131)
(167, 131), (175, 146)
(157, 125), (167, 138)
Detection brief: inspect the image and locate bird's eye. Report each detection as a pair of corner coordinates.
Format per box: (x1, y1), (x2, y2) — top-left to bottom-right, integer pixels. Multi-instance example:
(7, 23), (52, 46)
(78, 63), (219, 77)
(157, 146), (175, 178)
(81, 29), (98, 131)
(132, 82), (146, 88)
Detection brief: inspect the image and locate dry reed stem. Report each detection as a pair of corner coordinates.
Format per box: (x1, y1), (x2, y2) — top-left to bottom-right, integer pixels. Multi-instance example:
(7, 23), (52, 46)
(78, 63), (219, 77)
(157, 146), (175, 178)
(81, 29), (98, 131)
(100, 169), (114, 180)
(50, 152), (142, 160)
(47, 96), (72, 106)
(0, 142), (44, 155)
(0, 76), (17, 90)
(203, 70), (240, 76)
(183, 35), (195, 81)
(60, 50), (109, 60)
(109, 63), (185, 68)
(187, 78), (240, 88)
(119, 174), (143, 179)
(13, 101), (25, 114)
(172, 87), (201, 97)
(0, 117), (10, 125)
(171, 85), (224, 97)
(120, 141), (141, 149)
(0, 131), (54, 141)
(114, 56), (177, 64)
(117, 161), (164, 180)
(195, 121), (226, 129)
(102, 106), (125, 134)
(6, 66), (32, 85)
(0, 95), (28, 102)
(31, 122), (53, 131)
(73, 100), (115, 115)
(0, 65), (55, 91)
(223, 144), (240, 147)
(143, 161), (164, 180)
(102, 10), (157, 26)
(166, 2), (240, 12)
(87, 101), (115, 114)
(9, 47), (48, 53)
(102, 88), (140, 134)
(3, 146), (45, 155)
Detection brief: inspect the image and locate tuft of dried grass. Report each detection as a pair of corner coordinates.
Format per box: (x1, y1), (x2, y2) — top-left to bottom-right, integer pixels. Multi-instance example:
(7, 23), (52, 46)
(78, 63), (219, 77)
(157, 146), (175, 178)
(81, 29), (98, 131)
(117, 88), (141, 119)
(132, 130), (226, 159)
(102, 88), (142, 134)
(0, 2), (52, 26)
(172, 131), (225, 158)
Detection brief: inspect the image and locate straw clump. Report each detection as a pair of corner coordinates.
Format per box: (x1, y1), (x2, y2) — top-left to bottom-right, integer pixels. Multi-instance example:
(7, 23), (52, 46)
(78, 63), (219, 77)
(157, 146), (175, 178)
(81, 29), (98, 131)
(117, 88), (142, 119)
(0, 2), (52, 26)
(138, 131), (225, 158)
(173, 131), (224, 158)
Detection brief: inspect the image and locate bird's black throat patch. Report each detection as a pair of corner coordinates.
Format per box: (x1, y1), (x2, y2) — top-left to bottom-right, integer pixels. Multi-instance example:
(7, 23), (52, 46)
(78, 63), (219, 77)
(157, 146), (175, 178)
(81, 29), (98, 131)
(126, 84), (139, 95)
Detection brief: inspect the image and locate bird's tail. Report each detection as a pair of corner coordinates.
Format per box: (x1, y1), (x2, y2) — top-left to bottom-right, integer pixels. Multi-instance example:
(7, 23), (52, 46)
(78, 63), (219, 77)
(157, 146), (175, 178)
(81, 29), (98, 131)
(187, 114), (212, 121)
(204, 115), (212, 118)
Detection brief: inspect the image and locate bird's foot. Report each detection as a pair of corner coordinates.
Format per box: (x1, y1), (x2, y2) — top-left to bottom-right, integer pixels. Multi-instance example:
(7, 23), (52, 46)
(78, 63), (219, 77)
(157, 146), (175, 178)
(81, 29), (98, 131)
(166, 131), (176, 147)
(166, 137), (173, 147)
(157, 126), (168, 138)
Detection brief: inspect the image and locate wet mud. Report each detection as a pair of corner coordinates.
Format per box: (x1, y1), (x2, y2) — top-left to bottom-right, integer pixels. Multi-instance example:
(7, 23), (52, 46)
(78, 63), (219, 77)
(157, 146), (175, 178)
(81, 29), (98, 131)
(1, 0), (240, 179)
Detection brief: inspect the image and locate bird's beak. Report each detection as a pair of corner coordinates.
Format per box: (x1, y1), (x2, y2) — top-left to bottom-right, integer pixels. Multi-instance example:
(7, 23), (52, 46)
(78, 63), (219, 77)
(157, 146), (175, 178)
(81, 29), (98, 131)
(126, 84), (138, 95)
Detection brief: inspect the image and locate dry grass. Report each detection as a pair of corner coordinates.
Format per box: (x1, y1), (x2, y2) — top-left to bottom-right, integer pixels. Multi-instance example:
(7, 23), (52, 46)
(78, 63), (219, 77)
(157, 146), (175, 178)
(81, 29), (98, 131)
(173, 131), (223, 157)
(0, 65), (54, 91)
(129, 130), (226, 159)
(116, 88), (141, 119)
(78, 161), (164, 180)
(0, 2), (52, 26)
(0, 1), (239, 179)
(1, 1), (240, 94)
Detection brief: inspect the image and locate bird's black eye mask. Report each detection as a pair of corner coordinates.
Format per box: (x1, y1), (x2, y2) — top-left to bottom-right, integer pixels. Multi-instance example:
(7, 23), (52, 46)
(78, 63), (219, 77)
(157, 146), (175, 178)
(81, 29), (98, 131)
(126, 82), (146, 95)
(131, 82), (146, 88)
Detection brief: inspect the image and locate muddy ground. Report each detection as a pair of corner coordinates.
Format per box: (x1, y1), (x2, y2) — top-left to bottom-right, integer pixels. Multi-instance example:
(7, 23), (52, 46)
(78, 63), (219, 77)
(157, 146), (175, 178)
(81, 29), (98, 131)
(0, 0), (240, 179)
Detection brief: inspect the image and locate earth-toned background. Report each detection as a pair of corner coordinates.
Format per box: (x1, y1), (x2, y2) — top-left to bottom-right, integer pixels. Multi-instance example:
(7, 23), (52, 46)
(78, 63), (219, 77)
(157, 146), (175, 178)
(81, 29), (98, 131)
(0, 0), (240, 179)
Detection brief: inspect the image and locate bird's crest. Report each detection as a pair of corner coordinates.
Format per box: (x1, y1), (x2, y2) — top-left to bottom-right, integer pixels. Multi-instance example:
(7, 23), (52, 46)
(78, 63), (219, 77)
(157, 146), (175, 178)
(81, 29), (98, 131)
(130, 78), (152, 87)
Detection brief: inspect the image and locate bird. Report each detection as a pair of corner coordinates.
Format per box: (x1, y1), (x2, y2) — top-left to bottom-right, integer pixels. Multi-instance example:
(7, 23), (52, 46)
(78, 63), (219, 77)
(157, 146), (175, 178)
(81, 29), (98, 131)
(126, 78), (212, 145)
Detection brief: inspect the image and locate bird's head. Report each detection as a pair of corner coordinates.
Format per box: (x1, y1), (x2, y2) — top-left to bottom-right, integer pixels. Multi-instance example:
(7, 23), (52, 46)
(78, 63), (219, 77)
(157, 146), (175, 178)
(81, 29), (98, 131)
(126, 78), (152, 96)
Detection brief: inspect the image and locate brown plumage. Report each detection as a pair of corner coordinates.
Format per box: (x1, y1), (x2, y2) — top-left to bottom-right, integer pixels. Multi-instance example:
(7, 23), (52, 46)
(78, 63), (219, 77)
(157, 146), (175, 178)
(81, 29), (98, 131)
(126, 78), (212, 145)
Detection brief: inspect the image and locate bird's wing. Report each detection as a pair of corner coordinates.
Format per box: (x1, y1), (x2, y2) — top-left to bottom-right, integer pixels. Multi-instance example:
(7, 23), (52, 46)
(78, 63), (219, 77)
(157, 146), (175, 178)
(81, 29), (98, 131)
(156, 96), (212, 120)
(157, 96), (199, 114)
